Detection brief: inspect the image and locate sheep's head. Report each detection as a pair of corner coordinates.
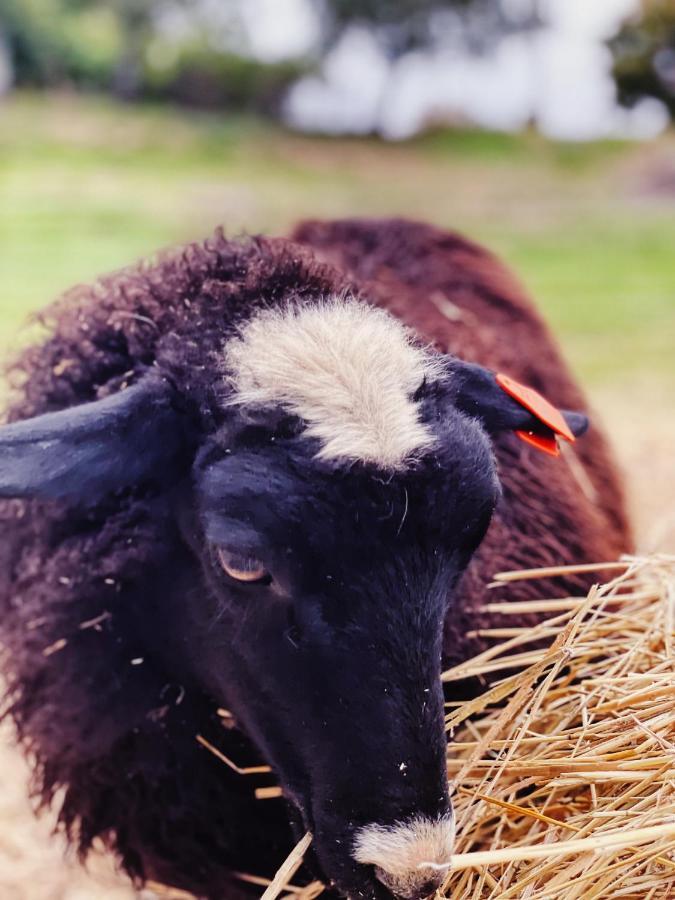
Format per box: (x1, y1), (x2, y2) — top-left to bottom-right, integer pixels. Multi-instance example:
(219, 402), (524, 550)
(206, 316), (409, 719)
(0, 299), (588, 899)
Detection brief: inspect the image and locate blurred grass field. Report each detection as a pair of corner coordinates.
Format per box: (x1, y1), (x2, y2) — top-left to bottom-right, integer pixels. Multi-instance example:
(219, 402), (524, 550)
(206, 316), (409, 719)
(2, 92), (674, 383)
(0, 91), (673, 897)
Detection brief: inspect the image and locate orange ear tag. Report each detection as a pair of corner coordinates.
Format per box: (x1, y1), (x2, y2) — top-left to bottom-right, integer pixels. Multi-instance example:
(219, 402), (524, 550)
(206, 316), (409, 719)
(515, 429), (560, 456)
(496, 372), (575, 455)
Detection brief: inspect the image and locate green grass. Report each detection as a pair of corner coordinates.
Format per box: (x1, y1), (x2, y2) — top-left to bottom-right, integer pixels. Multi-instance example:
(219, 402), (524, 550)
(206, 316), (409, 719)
(2, 91), (674, 386)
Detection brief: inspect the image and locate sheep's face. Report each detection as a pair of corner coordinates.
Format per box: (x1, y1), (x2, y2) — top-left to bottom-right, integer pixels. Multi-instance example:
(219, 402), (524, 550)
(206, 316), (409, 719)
(165, 300), (586, 899)
(182, 399), (499, 899)
(0, 297), (588, 900)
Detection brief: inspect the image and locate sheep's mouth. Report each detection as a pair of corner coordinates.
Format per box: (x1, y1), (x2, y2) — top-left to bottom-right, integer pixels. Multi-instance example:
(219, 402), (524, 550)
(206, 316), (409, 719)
(282, 799), (398, 900)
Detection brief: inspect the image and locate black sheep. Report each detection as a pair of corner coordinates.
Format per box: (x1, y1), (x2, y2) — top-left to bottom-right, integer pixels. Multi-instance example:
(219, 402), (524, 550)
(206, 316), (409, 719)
(0, 219), (631, 899)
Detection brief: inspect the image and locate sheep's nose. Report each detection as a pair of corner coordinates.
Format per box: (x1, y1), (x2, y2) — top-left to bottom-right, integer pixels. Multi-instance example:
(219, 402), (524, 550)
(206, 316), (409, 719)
(374, 865), (445, 899)
(352, 813), (454, 899)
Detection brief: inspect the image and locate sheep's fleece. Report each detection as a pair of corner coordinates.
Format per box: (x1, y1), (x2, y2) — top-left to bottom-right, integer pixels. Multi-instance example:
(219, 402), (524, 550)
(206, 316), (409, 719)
(0, 218), (631, 898)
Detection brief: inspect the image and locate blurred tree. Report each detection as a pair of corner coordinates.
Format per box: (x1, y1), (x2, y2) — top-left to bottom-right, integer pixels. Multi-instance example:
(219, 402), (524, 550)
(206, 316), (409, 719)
(315, 0), (540, 58)
(144, 44), (306, 111)
(0, 0), (543, 114)
(0, 0), (299, 109)
(0, 0), (121, 87)
(0, 0), (68, 84)
(610, 0), (675, 116)
(62, 0), (163, 97)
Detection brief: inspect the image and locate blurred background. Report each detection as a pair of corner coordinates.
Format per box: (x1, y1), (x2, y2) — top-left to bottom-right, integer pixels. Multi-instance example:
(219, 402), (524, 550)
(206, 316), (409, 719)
(0, 0), (673, 896)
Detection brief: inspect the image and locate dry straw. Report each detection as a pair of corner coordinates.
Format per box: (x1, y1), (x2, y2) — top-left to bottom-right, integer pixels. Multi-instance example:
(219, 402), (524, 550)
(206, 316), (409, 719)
(229, 554), (675, 899)
(441, 553), (675, 899)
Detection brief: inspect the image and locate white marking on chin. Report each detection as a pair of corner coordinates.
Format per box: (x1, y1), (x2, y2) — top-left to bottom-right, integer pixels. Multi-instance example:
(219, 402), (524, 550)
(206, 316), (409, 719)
(223, 298), (443, 470)
(352, 814), (455, 898)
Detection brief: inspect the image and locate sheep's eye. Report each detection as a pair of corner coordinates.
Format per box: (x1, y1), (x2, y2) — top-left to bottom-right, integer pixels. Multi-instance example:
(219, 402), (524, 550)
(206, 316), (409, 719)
(216, 548), (270, 584)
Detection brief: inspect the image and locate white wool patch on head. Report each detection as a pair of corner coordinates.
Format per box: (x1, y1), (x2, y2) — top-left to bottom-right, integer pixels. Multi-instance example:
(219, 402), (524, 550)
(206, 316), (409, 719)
(223, 299), (443, 469)
(352, 814), (455, 899)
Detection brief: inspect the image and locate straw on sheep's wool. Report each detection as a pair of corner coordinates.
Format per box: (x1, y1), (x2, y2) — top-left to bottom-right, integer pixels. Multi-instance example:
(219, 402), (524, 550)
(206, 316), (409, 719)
(250, 554), (675, 900)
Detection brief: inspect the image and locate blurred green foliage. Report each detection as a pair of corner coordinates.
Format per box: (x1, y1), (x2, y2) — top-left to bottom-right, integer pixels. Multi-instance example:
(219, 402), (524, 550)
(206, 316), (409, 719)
(0, 0), (546, 115)
(0, 0), (306, 111)
(0, 0), (122, 87)
(610, 0), (675, 116)
(142, 45), (306, 111)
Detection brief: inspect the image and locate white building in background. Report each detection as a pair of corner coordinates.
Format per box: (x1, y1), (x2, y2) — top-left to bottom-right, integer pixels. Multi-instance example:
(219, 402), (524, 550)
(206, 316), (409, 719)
(238, 0), (668, 141)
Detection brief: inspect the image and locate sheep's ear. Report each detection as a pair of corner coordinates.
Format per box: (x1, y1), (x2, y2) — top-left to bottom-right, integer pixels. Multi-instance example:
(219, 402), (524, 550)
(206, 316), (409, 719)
(0, 376), (189, 502)
(449, 360), (588, 455)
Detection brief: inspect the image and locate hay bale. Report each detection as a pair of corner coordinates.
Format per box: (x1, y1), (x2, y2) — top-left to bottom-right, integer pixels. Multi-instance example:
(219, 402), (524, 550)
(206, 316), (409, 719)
(266, 554), (675, 899)
(443, 554), (675, 898)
